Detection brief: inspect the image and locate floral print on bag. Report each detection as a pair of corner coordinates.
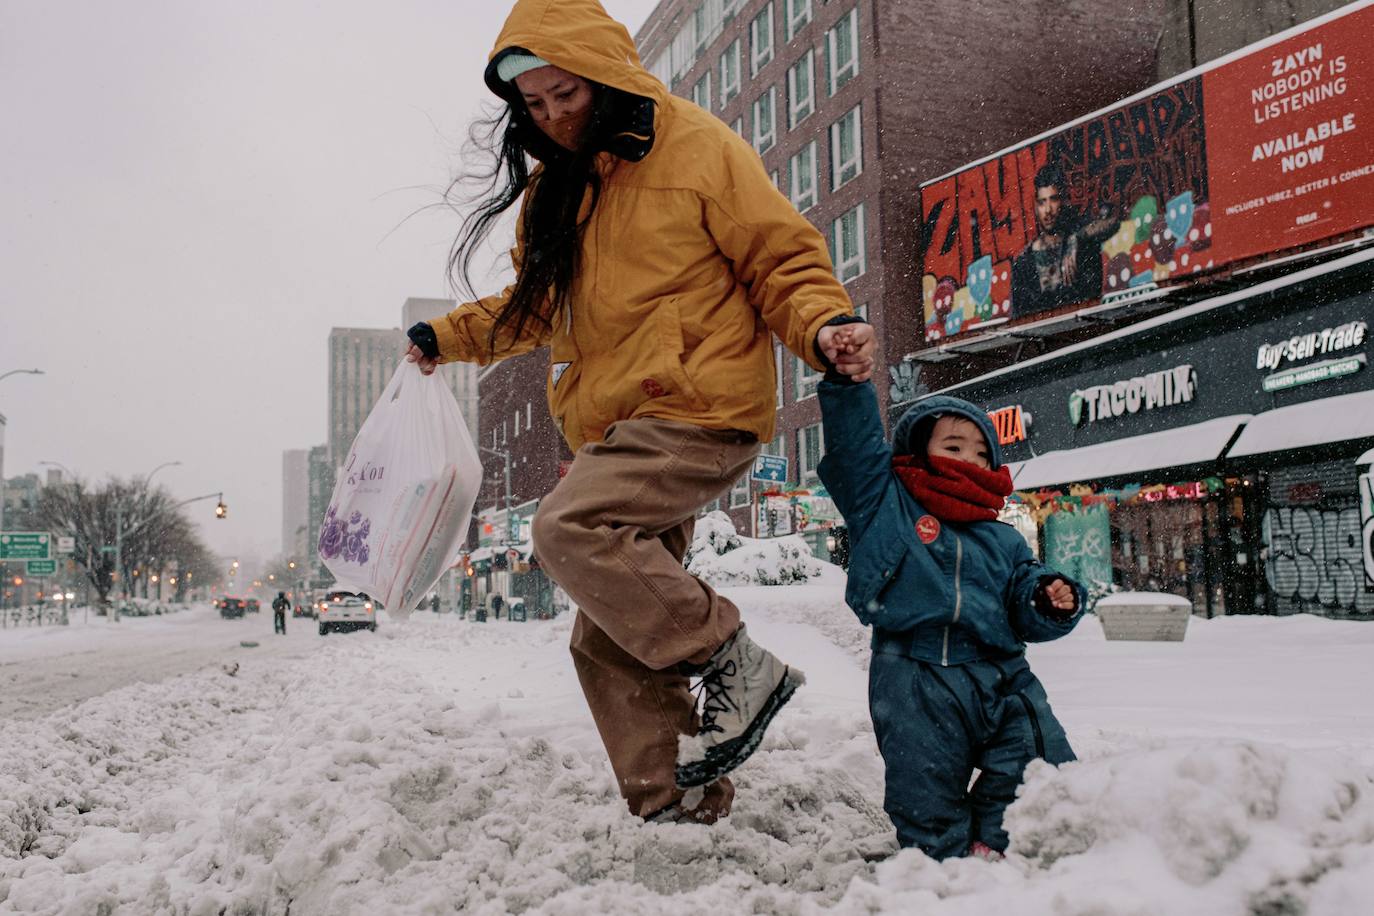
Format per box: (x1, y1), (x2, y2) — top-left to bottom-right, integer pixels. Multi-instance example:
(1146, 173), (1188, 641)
(319, 506), (371, 565)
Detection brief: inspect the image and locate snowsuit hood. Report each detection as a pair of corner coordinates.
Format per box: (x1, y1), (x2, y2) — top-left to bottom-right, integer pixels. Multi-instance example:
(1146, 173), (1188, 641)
(892, 395), (1004, 470)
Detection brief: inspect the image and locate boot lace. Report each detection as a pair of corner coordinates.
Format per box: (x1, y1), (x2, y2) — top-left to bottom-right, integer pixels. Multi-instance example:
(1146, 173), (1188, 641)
(691, 659), (739, 735)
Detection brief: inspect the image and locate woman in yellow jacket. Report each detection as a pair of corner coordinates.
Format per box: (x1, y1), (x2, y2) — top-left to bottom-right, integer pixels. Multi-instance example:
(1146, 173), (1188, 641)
(406, 0), (875, 824)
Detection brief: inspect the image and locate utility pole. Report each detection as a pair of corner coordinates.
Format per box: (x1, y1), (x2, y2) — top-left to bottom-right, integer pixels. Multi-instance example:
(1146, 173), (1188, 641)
(479, 446), (513, 543)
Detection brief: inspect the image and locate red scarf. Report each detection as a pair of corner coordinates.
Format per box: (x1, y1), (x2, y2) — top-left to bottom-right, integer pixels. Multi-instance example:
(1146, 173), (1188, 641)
(892, 454), (1014, 523)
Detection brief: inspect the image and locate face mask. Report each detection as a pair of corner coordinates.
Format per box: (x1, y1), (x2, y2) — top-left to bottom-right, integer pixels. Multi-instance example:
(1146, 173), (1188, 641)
(538, 106), (593, 151)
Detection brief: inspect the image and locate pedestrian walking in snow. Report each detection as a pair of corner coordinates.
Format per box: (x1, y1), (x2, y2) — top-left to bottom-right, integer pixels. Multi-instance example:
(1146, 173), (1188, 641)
(404, 0), (875, 824)
(818, 325), (1084, 860)
(271, 591), (289, 635)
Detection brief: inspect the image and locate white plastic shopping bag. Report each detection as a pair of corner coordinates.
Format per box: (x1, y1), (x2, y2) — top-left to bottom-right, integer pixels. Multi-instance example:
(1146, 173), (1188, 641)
(318, 362), (481, 618)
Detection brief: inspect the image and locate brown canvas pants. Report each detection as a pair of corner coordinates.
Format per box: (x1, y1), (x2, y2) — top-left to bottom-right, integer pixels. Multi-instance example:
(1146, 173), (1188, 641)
(532, 417), (760, 820)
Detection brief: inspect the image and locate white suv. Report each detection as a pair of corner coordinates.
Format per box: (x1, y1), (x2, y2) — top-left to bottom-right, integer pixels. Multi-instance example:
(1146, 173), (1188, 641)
(318, 592), (377, 635)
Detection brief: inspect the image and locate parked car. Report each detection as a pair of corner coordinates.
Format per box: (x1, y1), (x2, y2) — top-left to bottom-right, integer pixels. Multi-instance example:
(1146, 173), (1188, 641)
(292, 599), (314, 619)
(219, 596), (248, 619)
(318, 591), (377, 635)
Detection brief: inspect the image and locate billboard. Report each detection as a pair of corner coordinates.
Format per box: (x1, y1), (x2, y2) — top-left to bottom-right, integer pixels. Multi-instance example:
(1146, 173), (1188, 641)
(918, 2), (1374, 343)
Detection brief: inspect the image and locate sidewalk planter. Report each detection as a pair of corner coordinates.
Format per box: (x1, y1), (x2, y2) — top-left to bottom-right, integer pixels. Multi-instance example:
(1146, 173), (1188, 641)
(1095, 592), (1192, 642)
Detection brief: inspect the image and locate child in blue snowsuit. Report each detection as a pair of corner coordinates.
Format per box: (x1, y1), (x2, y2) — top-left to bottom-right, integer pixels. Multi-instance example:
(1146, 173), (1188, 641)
(817, 331), (1085, 861)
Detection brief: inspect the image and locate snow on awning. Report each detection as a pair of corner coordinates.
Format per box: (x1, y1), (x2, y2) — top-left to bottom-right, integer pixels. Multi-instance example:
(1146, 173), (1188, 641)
(1009, 415), (1252, 491)
(468, 546), (495, 563)
(1225, 389), (1374, 459)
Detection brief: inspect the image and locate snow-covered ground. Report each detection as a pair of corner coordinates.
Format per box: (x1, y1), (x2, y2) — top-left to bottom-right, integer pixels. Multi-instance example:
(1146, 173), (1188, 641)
(1, 574), (1372, 915)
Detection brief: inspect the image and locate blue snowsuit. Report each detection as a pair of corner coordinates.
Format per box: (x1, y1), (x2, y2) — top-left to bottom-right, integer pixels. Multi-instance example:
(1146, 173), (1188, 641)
(817, 379), (1085, 858)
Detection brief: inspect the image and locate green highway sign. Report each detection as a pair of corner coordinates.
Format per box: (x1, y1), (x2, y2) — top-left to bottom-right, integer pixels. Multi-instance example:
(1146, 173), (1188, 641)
(0, 532), (51, 560)
(26, 559), (57, 577)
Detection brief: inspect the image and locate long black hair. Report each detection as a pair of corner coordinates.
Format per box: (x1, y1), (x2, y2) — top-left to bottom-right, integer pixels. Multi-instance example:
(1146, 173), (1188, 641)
(446, 84), (630, 354)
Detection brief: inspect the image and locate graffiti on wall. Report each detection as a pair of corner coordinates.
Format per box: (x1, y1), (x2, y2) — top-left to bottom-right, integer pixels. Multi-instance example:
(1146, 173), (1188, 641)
(1361, 470), (1374, 589)
(1262, 504), (1374, 615)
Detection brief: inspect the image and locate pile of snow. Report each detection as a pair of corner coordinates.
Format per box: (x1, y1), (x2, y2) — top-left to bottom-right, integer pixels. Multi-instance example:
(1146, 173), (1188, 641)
(3, 583), (1374, 914)
(686, 510), (825, 586)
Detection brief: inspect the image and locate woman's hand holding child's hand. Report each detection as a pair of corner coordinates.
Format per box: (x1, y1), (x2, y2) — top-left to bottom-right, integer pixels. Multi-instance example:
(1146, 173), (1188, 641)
(817, 323), (877, 382)
(1044, 578), (1076, 612)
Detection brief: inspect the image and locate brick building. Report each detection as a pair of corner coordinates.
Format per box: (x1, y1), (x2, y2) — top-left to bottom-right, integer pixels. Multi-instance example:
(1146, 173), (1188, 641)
(633, 0), (1164, 545)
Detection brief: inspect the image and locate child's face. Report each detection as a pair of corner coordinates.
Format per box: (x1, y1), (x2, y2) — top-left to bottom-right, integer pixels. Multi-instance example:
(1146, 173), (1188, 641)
(927, 416), (991, 469)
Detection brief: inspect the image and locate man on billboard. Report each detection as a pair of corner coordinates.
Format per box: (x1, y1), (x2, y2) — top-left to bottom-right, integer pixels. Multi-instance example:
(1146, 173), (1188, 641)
(1011, 166), (1118, 318)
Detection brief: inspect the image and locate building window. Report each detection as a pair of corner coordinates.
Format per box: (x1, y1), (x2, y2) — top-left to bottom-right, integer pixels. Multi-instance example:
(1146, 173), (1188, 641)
(501, 420), (508, 445)
(526, 402), (532, 428)
(647, 50), (671, 86)
(775, 343), (785, 407)
(830, 104), (863, 188)
(786, 49), (814, 129)
(784, 0), (811, 42)
(692, 70), (712, 110)
(770, 168), (782, 191)
(826, 7), (859, 95)
(788, 141), (817, 212)
(723, 0), (744, 20)
(694, 0), (724, 53)
(831, 203), (867, 283)
(795, 354), (822, 401)
(719, 39), (741, 106)
(513, 408), (521, 437)
(798, 423), (824, 485)
(670, 21), (697, 85)
(731, 115), (745, 138)
(752, 86), (776, 154)
(750, 3), (774, 76)
(730, 472), (751, 507)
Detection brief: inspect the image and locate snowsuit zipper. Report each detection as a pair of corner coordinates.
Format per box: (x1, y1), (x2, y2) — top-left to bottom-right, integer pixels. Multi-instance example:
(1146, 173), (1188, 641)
(1015, 692), (1046, 758)
(942, 535), (964, 666)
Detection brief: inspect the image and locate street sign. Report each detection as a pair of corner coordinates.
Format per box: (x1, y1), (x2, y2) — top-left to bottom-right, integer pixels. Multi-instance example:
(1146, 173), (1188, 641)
(27, 559), (57, 576)
(751, 454), (789, 484)
(0, 532), (50, 560)
(57, 536), (76, 555)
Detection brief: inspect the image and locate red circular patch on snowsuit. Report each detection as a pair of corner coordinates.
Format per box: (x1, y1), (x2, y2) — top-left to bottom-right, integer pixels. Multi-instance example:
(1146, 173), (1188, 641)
(916, 515), (941, 544)
(640, 378), (666, 398)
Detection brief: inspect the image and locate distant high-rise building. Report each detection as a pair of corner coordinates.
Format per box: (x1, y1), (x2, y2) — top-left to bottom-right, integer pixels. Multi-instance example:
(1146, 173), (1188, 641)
(327, 327), (406, 468)
(0, 412), (6, 531)
(281, 449), (309, 560)
(306, 444), (333, 582)
(401, 297), (481, 443)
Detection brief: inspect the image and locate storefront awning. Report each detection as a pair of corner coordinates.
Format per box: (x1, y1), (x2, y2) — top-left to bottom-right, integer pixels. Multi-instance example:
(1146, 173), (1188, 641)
(1225, 389), (1374, 459)
(1009, 415), (1252, 491)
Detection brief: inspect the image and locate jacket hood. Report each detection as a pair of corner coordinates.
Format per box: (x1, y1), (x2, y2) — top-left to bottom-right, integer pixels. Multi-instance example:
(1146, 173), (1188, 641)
(892, 395), (1004, 470)
(484, 0), (667, 108)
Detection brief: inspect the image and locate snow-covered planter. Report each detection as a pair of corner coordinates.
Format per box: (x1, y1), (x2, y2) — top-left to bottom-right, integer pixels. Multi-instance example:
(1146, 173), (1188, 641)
(1095, 591), (1192, 642)
(685, 511), (823, 587)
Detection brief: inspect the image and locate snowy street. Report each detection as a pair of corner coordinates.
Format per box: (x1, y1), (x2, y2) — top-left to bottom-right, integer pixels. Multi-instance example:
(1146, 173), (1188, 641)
(0, 606), (319, 721)
(2, 577), (1372, 915)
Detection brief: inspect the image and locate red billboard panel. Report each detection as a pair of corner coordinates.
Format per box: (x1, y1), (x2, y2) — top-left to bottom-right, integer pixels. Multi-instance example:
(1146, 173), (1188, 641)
(918, 2), (1374, 343)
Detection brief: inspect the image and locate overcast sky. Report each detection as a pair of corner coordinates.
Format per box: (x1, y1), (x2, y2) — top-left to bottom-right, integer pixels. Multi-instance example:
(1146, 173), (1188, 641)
(0, 0), (659, 569)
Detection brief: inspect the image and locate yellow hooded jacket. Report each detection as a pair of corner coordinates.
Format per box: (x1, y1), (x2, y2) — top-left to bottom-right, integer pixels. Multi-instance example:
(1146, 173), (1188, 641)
(429, 0), (855, 452)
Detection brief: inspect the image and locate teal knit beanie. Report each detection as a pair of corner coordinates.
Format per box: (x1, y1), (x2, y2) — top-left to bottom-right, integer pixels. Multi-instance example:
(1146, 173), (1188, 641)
(496, 52), (552, 83)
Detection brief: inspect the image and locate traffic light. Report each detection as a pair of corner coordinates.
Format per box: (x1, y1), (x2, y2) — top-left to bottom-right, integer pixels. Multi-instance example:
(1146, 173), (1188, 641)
(215, 501), (227, 519)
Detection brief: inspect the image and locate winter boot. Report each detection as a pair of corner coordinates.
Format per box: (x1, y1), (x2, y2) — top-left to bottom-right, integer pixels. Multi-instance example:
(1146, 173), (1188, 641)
(968, 841), (1005, 862)
(674, 623), (805, 789)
